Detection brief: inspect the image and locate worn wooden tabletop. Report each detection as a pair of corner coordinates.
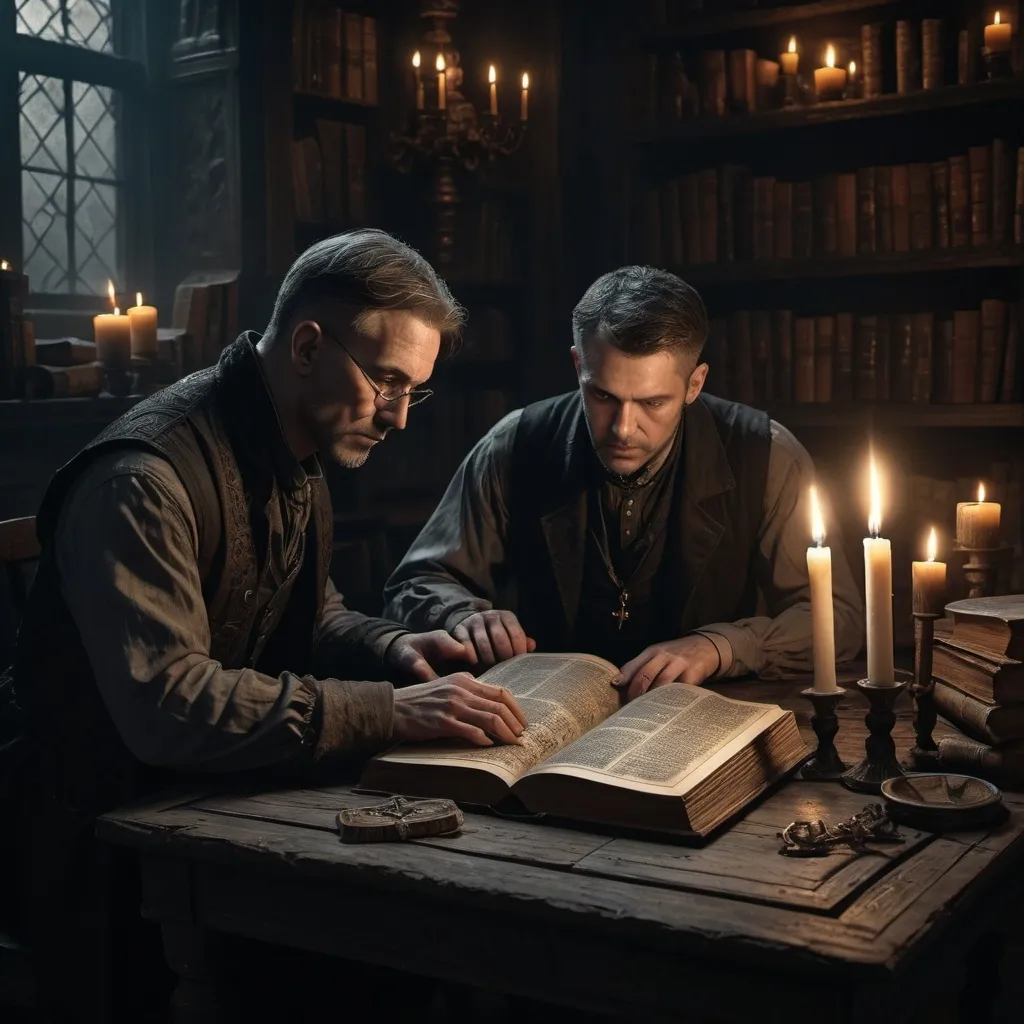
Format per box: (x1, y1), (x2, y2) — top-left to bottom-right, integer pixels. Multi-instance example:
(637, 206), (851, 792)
(97, 675), (1024, 1023)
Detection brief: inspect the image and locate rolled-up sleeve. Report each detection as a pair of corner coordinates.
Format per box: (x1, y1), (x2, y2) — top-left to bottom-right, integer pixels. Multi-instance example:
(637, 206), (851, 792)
(383, 410), (521, 633)
(55, 450), (394, 772)
(695, 421), (864, 678)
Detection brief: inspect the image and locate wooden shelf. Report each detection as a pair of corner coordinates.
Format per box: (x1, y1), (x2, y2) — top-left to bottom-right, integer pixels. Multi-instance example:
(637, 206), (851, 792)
(640, 0), (902, 44)
(292, 90), (377, 120)
(672, 246), (1024, 284)
(635, 79), (1024, 144)
(763, 403), (1024, 429)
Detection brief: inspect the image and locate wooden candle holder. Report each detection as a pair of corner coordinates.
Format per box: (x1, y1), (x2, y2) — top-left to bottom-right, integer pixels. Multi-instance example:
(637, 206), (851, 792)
(954, 543), (1013, 599)
(841, 678), (908, 793)
(798, 686), (847, 780)
(908, 613), (941, 769)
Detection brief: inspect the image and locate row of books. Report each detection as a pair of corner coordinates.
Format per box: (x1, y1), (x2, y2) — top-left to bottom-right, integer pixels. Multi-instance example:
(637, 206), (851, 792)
(291, 2), (378, 104)
(703, 301), (1018, 407)
(636, 141), (1024, 266)
(292, 121), (367, 225)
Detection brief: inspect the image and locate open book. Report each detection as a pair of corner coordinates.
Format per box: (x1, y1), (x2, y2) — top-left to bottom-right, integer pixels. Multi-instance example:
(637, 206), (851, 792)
(361, 653), (808, 837)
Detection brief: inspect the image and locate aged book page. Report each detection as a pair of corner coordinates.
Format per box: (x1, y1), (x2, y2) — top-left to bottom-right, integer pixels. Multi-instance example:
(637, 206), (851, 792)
(370, 653), (622, 788)
(520, 684), (787, 797)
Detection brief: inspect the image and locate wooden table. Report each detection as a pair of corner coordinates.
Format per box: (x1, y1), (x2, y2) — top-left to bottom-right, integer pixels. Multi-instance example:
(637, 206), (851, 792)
(97, 678), (1024, 1023)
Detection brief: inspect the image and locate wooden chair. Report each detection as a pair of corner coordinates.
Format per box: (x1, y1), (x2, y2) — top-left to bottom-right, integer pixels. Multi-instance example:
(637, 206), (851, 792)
(0, 516), (38, 1015)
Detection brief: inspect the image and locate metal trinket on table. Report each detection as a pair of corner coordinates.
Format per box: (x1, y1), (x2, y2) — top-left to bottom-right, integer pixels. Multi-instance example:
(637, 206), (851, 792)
(778, 803), (905, 857)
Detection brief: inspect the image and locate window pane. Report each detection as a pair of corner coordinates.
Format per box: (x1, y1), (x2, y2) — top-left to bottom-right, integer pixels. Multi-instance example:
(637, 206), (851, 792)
(73, 82), (117, 179)
(22, 170), (69, 293)
(74, 180), (118, 296)
(20, 73), (66, 173)
(16, 0), (114, 53)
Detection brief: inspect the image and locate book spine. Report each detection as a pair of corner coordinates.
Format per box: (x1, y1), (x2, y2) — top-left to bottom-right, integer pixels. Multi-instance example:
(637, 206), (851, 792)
(911, 311), (934, 403)
(922, 19), (943, 89)
(681, 173), (701, 264)
(718, 165), (737, 262)
(933, 682), (1013, 745)
(875, 166), (893, 253)
(896, 20), (916, 94)
(855, 315), (878, 400)
(892, 313), (914, 402)
(773, 309), (793, 404)
(908, 163), (933, 250)
(752, 310), (774, 405)
(792, 181), (814, 260)
(835, 312), (854, 402)
(815, 174), (838, 256)
(992, 138), (1010, 245)
(949, 154), (970, 248)
(698, 169), (719, 263)
(774, 181), (793, 261)
(794, 317), (816, 403)
(728, 49), (758, 114)
(951, 309), (980, 403)
(729, 311), (755, 404)
(932, 160), (950, 249)
(938, 736), (1024, 787)
(979, 299), (1007, 403)
(891, 165), (910, 252)
(861, 23), (883, 99)
(698, 50), (727, 117)
(836, 172), (857, 257)
(814, 315), (835, 403)
(1000, 306), (1018, 402)
(857, 167), (877, 254)
(876, 314), (892, 401)
(935, 317), (955, 403)
(969, 144), (991, 247)
(753, 177), (775, 260)
(957, 26), (977, 85)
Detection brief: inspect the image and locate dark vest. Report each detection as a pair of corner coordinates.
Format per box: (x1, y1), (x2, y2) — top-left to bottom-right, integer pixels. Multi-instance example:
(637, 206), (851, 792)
(507, 391), (771, 657)
(13, 334), (334, 830)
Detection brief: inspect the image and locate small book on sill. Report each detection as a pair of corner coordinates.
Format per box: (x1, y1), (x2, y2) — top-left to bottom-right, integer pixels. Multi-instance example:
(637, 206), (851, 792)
(361, 653), (808, 838)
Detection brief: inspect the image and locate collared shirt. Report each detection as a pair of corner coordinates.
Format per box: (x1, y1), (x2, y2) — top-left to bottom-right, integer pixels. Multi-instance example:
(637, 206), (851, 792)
(383, 408), (864, 678)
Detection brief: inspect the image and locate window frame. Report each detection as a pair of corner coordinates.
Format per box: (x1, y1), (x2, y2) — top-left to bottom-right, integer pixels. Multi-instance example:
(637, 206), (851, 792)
(0, 0), (151, 308)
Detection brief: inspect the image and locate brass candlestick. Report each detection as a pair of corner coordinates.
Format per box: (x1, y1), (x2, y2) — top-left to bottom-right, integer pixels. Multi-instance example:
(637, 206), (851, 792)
(908, 613), (941, 769)
(841, 678), (908, 793)
(798, 686), (847, 780)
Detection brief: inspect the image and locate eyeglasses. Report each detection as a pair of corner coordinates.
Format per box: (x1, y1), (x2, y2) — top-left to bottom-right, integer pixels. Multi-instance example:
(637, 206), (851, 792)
(316, 324), (433, 407)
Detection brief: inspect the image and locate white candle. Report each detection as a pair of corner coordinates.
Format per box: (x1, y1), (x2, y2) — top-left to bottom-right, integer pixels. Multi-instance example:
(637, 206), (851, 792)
(412, 51), (424, 110)
(436, 53), (446, 111)
(94, 280), (131, 369)
(912, 527), (947, 616)
(488, 65), (498, 116)
(780, 36), (799, 76)
(864, 455), (895, 685)
(985, 11), (1012, 53)
(520, 72), (529, 121)
(807, 485), (838, 693)
(956, 482), (1001, 548)
(815, 43), (847, 98)
(127, 290), (158, 358)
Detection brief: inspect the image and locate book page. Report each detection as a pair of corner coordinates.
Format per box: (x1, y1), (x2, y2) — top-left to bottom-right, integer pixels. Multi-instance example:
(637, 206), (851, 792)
(370, 653), (622, 787)
(522, 684), (785, 796)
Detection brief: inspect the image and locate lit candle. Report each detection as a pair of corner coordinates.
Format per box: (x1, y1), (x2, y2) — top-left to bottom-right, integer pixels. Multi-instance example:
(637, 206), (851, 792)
(815, 44), (848, 99)
(985, 11), (1012, 53)
(864, 455), (895, 686)
(807, 485), (839, 693)
(436, 53), (446, 111)
(412, 51), (424, 110)
(487, 64), (498, 117)
(912, 527), (947, 616)
(93, 280), (131, 369)
(956, 482), (1002, 548)
(127, 291), (158, 358)
(780, 36), (799, 76)
(0, 259), (10, 271)
(520, 72), (529, 121)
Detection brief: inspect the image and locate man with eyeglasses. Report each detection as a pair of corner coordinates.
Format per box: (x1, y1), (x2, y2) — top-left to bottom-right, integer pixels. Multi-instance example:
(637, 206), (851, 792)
(7, 228), (524, 1019)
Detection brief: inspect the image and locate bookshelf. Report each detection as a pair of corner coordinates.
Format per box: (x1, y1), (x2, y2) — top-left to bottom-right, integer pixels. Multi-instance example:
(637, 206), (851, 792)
(619, 0), (1024, 628)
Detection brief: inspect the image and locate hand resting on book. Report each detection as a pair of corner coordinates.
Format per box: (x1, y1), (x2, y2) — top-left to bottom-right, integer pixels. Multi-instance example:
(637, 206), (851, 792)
(392, 672), (528, 747)
(452, 609), (537, 667)
(612, 635), (722, 701)
(386, 629), (477, 682)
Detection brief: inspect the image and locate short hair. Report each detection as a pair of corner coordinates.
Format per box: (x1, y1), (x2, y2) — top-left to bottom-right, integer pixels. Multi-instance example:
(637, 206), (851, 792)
(571, 266), (709, 360)
(265, 228), (465, 356)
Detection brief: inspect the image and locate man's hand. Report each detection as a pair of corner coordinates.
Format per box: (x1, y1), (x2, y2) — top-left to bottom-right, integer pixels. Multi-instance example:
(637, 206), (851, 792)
(392, 672), (529, 747)
(452, 610), (536, 668)
(386, 630), (476, 683)
(611, 635), (721, 702)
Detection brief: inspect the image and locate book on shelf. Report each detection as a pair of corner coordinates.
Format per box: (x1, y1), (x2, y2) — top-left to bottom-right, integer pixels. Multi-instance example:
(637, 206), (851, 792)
(22, 361), (103, 399)
(33, 337), (96, 366)
(291, 2), (378, 105)
(292, 121), (368, 228)
(172, 270), (239, 371)
(360, 653), (807, 838)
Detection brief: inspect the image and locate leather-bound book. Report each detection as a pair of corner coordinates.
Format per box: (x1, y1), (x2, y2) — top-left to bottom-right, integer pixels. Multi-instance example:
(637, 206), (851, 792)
(792, 181), (814, 259)
(934, 318), (955, 403)
(892, 313), (914, 402)
(698, 50), (727, 117)
(835, 312), (854, 402)
(908, 163), (933, 250)
(729, 310), (755, 405)
(854, 315), (878, 400)
(1000, 306), (1018, 403)
(717, 164), (740, 262)
(774, 181), (793, 260)
(911, 312), (934, 403)
(875, 166), (893, 252)
(751, 310), (774, 404)
(922, 19), (943, 90)
(772, 309), (793, 404)
(753, 177), (776, 260)
(896, 20), (917, 94)
(932, 160), (950, 249)
(814, 315), (835, 403)
(794, 317), (816, 403)
(876, 314), (892, 400)
(856, 167), (877, 254)
(951, 309), (980, 403)
(991, 138), (1010, 245)
(728, 49), (758, 114)
(949, 154), (970, 248)
(968, 145), (991, 247)
(979, 299), (1007, 404)
(815, 174), (838, 256)
(891, 165), (911, 252)
(861, 23), (884, 98)
(836, 172), (857, 257)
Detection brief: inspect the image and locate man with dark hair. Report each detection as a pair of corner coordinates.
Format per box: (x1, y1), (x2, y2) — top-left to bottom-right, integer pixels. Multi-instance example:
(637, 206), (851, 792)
(8, 229), (525, 1018)
(385, 266), (863, 695)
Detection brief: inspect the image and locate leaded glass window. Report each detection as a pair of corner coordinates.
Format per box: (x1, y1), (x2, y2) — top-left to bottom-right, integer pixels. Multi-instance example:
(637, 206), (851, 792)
(16, 0), (113, 54)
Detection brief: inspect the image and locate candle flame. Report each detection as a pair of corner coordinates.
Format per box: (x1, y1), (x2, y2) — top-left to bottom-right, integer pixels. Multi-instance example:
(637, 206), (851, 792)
(978, 481), (986, 502)
(995, 11), (1001, 25)
(809, 485), (826, 546)
(412, 51), (421, 69)
(788, 36), (797, 54)
(868, 455), (883, 537)
(107, 279), (116, 310)
(0, 260), (9, 271)
(522, 72), (529, 89)
(927, 527), (937, 562)
(825, 44), (836, 68)
(849, 60), (856, 74)
(436, 53), (445, 72)
(136, 291), (143, 307)
(113, 307), (120, 316)
(489, 65), (496, 84)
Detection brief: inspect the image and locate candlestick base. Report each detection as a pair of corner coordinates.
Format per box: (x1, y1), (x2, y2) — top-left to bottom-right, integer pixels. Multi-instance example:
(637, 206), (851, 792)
(953, 542), (1012, 599)
(908, 613), (940, 768)
(100, 366), (133, 398)
(815, 87), (845, 103)
(798, 686), (848, 780)
(841, 678), (908, 794)
(982, 48), (1013, 79)
(782, 73), (799, 106)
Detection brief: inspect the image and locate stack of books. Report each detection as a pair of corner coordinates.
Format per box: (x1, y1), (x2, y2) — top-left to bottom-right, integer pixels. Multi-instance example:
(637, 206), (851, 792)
(932, 596), (1024, 785)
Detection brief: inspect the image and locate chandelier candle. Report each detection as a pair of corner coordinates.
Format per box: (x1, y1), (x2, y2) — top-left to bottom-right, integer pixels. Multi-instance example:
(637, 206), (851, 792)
(489, 65), (497, 116)
(956, 483), (1001, 549)
(863, 456), (895, 686)
(412, 51), (424, 110)
(436, 53), (446, 111)
(807, 485), (838, 693)
(520, 72), (529, 120)
(127, 292), (158, 359)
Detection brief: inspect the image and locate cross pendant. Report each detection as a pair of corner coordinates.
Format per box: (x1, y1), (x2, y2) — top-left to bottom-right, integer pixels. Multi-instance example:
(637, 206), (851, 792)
(613, 591), (630, 630)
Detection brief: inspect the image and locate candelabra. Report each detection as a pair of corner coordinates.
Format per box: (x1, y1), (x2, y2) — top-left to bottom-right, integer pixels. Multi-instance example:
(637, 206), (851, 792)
(391, 1), (528, 269)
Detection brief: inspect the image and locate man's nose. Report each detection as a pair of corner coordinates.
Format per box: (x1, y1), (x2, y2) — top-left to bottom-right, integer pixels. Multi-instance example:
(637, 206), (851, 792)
(375, 395), (409, 432)
(611, 402), (635, 439)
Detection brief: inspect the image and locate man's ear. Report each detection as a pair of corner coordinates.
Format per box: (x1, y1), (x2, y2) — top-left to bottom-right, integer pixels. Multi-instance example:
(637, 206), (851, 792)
(290, 321), (322, 377)
(685, 361), (709, 405)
